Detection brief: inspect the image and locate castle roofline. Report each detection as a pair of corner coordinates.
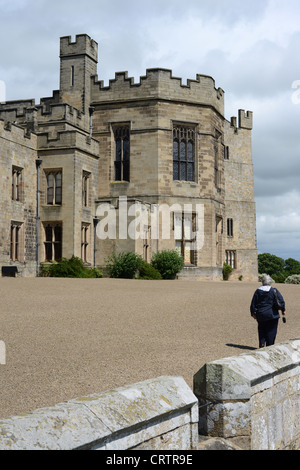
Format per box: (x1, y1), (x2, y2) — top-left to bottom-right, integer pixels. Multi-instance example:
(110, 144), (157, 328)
(91, 68), (225, 116)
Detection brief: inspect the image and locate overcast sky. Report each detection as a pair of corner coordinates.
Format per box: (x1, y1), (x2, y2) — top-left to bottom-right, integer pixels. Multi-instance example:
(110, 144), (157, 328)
(1, 0), (300, 261)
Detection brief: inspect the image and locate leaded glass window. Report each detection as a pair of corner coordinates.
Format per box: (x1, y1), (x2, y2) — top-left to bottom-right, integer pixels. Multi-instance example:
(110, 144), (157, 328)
(173, 125), (195, 182)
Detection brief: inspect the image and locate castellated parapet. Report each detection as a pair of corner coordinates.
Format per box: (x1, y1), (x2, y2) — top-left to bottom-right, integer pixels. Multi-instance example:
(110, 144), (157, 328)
(91, 69), (225, 116)
(60, 34), (98, 62)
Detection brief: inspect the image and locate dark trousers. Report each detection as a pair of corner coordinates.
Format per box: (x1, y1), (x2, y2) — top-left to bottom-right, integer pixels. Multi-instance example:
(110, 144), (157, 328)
(258, 319), (279, 347)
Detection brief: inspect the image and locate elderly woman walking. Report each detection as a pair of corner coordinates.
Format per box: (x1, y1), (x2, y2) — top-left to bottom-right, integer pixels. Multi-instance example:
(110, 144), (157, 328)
(250, 274), (286, 348)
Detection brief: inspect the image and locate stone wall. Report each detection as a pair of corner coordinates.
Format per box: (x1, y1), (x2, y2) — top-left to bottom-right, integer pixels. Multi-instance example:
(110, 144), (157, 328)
(194, 338), (300, 450)
(0, 339), (299, 450)
(0, 120), (37, 276)
(0, 376), (198, 450)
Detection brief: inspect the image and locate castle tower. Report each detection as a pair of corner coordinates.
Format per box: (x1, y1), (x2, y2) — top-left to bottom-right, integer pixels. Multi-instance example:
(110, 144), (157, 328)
(224, 110), (258, 281)
(59, 34), (98, 114)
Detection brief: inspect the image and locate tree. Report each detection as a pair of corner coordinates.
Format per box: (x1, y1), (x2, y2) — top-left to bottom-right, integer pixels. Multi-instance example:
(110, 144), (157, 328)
(284, 258), (300, 276)
(258, 253), (286, 283)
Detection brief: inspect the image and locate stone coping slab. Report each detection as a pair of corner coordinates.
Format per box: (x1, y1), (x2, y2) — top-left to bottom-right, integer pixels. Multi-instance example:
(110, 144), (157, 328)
(0, 376), (198, 450)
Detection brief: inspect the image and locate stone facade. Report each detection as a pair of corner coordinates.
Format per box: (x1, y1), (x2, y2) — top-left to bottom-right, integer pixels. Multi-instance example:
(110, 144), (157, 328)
(0, 34), (258, 280)
(0, 120), (37, 276)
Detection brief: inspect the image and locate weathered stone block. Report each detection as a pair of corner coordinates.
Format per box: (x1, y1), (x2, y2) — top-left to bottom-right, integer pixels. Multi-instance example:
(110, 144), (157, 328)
(194, 339), (300, 450)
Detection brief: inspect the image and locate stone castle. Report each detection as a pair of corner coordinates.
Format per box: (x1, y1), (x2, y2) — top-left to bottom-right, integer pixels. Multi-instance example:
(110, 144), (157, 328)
(0, 34), (258, 280)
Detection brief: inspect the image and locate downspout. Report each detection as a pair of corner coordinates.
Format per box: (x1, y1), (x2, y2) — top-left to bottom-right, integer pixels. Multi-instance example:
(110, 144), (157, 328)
(35, 158), (42, 277)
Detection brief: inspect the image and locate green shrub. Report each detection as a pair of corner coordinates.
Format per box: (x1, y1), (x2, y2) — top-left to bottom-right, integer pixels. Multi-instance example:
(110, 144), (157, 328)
(151, 250), (184, 280)
(137, 260), (162, 280)
(106, 252), (143, 279)
(40, 261), (57, 277)
(285, 274), (300, 284)
(84, 267), (103, 278)
(41, 256), (103, 278)
(223, 263), (233, 281)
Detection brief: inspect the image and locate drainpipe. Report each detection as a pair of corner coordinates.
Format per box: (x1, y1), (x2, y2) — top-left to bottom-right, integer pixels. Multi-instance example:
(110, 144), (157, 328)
(93, 216), (99, 267)
(35, 158), (42, 277)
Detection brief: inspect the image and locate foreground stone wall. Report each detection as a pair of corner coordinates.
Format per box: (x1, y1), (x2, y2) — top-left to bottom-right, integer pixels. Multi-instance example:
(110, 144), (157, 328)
(0, 376), (198, 450)
(194, 338), (300, 450)
(0, 339), (299, 450)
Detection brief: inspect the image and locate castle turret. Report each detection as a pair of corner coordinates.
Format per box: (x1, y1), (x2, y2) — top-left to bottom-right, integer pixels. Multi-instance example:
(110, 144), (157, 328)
(59, 34), (98, 114)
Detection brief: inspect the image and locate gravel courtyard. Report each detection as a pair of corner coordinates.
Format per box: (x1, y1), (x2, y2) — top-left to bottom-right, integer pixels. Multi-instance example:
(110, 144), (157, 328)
(0, 277), (299, 419)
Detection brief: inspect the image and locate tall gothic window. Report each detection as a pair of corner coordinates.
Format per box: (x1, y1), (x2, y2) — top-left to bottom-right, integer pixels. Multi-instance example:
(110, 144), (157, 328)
(173, 125), (195, 182)
(214, 130), (222, 190)
(114, 126), (130, 182)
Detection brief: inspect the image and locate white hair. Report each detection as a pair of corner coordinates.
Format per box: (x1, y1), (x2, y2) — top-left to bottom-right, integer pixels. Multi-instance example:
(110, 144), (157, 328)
(261, 274), (274, 286)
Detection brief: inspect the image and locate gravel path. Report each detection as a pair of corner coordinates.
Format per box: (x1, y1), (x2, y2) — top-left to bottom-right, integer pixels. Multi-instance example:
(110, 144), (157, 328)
(0, 277), (299, 419)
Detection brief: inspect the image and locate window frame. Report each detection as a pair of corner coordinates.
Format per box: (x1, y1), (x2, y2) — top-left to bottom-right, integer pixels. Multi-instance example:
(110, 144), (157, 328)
(174, 212), (197, 265)
(12, 166), (23, 202)
(82, 171), (91, 207)
(173, 124), (196, 182)
(225, 250), (237, 269)
(227, 218), (234, 237)
(10, 222), (23, 262)
(81, 223), (90, 263)
(45, 170), (62, 206)
(43, 222), (63, 262)
(113, 125), (130, 182)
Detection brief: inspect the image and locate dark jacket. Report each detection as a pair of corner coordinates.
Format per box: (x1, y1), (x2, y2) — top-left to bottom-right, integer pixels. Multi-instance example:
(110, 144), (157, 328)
(250, 287), (285, 322)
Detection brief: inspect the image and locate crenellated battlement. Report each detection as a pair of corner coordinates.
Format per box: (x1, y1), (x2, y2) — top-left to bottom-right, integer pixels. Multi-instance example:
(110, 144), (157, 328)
(230, 109), (253, 131)
(91, 68), (225, 115)
(37, 129), (99, 157)
(60, 34), (98, 63)
(238, 109), (253, 129)
(0, 118), (37, 144)
(0, 101), (88, 134)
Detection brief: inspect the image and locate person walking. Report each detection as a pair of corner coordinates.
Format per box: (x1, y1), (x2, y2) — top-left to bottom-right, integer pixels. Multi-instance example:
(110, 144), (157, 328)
(250, 274), (286, 348)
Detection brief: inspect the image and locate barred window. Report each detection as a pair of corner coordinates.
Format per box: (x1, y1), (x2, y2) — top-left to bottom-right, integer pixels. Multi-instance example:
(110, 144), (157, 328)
(114, 126), (130, 182)
(173, 125), (195, 182)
